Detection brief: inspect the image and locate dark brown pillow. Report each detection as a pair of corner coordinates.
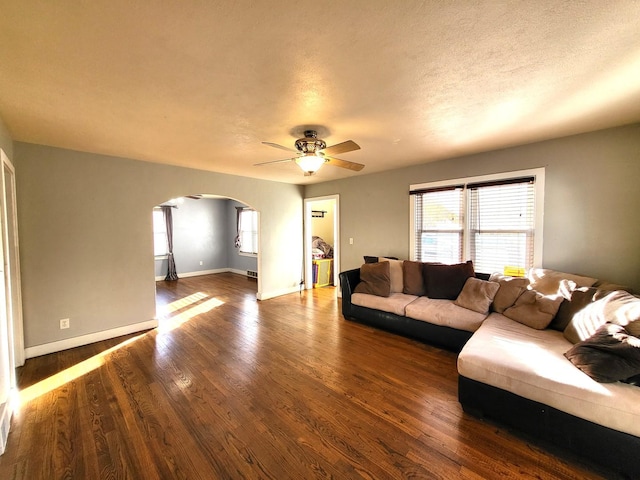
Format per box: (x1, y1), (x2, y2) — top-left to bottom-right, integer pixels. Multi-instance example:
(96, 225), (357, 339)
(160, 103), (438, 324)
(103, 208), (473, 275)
(364, 255), (399, 264)
(564, 323), (640, 383)
(423, 261), (475, 300)
(353, 262), (391, 297)
(552, 283), (611, 331)
(403, 261), (426, 296)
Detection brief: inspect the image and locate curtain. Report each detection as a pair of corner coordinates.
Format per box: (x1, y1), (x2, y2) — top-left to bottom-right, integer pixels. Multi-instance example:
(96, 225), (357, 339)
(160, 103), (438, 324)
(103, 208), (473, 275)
(162, 206), (179, 281)
(234, 206), (243, 249)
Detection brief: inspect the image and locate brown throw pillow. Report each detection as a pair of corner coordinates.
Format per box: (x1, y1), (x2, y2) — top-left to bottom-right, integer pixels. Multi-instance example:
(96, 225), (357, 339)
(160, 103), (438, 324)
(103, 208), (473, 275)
(354, 262), (391, 297)
(489, 273), (530, 313)
(551, 283), (608, 331)
(403, 261), (426, 296)
(455, 277), (500, 314)
(564, 290), (640, 343)
(503, 290), (563, 329)
(423, 261), (475, 300)
(564, 323), (640, 383)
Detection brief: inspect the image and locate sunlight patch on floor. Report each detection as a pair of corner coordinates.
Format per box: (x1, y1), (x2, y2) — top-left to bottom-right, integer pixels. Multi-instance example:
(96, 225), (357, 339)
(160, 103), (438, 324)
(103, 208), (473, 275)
(14, 333), (147, 409)
(157, 297), (225, 333)
(157, 291), (209, 316)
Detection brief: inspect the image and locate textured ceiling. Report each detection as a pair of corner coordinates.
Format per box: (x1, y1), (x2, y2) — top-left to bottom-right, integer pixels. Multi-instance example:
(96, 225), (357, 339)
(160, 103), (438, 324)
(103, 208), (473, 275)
(1, 1), (639, 185)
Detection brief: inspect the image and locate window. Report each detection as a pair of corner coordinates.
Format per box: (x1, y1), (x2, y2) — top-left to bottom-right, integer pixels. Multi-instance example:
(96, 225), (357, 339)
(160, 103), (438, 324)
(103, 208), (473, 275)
(153, 208), (168, 256)
(239, 208), (258, 255)
(410, 169), (544, 274)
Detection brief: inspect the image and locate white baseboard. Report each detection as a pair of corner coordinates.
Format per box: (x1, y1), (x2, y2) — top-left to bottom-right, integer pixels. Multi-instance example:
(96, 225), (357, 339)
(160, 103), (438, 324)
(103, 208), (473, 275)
(24, 319), (158, 359)
(155, 268), (254, 281)
(257, 285), (301, 300)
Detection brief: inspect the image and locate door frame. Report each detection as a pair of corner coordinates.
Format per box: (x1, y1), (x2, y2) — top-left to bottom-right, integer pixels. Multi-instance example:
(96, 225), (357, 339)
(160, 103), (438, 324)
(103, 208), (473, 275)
(303, 194), (339, 290)
(0, 148), (23, 454)
(2, 152), (25, 369)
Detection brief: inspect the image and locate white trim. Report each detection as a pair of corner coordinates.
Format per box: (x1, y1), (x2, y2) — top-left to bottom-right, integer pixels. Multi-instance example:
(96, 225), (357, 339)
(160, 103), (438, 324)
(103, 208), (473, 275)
(155, 268), (256, 281)
(256, 285), (300, 300)
(410, 167), (545, 268)
(24, 319), (158, 359)
(409, 168), (545, 192)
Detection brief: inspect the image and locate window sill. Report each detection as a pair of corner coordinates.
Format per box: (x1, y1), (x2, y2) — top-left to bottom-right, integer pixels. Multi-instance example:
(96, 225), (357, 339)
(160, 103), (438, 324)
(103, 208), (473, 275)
(239, 252), (257, 258)
(155, 254), (168, 260)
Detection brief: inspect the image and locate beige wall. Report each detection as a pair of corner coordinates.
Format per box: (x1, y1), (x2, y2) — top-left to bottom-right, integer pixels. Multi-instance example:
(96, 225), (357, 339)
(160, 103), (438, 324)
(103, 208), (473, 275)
(310, 199), (335, 245)
(15, 143), (304, 349)
(305, 124), (640, 292)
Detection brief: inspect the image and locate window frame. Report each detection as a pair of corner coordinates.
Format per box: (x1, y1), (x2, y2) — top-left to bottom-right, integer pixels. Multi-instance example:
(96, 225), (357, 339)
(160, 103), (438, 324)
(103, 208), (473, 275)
(238, 208), (259, 257)
(409, 168), (545, 273)
(152, 208), (168, 258)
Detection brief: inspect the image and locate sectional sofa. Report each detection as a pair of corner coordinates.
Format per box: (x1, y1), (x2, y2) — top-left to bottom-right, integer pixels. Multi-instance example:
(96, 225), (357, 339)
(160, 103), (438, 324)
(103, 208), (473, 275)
(339, 259), (640, 479)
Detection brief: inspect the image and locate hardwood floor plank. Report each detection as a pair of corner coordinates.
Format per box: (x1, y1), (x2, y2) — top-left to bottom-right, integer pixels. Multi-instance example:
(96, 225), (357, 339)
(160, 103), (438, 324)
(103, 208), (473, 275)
(0, 273), (621, 479)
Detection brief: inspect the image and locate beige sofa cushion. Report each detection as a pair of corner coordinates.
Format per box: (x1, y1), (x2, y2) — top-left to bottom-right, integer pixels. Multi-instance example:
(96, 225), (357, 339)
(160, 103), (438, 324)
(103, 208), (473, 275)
(455, 277), (500, 314)
(489, 273), (530, 313)
(351, 292), (418, 317)
(458, 314), (640, 438)
(528, 268), (597, 295)
(503, 290), (564, 329)
(564, 290), (640, 343)
(405, 297), (488, 333)
(379, 258), (404, 294)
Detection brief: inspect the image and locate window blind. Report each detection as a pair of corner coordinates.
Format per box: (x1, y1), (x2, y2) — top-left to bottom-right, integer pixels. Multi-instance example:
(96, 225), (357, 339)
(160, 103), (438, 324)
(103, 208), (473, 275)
(468, 179), (535, 273)
(411, 173), (539, 274)
(412, 186), (463, 263)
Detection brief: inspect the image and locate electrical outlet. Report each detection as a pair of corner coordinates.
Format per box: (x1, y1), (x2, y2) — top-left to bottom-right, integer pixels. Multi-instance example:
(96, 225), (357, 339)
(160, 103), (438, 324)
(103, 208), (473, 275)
(60, 318), (70, 329)
(199, 261), (203, 265)
(349, 237), (354, 245)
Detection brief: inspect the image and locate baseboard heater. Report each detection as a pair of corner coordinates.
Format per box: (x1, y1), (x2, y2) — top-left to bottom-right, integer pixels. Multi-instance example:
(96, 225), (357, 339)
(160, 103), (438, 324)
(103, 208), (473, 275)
(247, 270), (258, 279)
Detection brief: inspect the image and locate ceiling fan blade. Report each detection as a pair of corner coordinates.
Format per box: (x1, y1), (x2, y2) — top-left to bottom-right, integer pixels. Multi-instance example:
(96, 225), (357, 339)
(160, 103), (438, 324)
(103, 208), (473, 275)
(262, 141), (298, 153)
(324, 156), (365, 171)
(254, 157), (298, 166)
(321, 140), (360, 156)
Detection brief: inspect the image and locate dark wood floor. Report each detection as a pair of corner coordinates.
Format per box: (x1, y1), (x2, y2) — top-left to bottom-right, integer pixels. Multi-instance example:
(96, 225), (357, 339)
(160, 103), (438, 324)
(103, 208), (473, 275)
(0, 273), (615, 479)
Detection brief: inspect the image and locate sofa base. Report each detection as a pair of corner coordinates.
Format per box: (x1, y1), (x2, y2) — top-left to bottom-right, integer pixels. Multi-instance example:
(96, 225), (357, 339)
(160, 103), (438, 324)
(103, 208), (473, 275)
(458, 375), (640, 479)
(345, 304), (472, 352)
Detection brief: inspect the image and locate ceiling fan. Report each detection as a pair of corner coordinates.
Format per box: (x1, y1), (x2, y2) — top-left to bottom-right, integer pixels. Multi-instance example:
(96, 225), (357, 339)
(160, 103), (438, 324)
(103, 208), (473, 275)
(255, 130), (364, 176)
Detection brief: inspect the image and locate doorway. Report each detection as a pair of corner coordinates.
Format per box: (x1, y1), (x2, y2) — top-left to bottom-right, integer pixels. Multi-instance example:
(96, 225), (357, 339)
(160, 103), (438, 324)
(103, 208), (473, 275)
(304, 195), (339, 290)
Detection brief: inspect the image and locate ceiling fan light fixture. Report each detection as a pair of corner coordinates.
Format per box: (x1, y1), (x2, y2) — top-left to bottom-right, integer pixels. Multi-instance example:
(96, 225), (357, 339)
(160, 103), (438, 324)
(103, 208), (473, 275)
(296, 154), (326, 174)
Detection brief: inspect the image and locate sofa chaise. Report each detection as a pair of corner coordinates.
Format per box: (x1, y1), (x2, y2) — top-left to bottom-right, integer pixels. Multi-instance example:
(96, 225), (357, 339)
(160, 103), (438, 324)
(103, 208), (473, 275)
(339, 258), (640, 479)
